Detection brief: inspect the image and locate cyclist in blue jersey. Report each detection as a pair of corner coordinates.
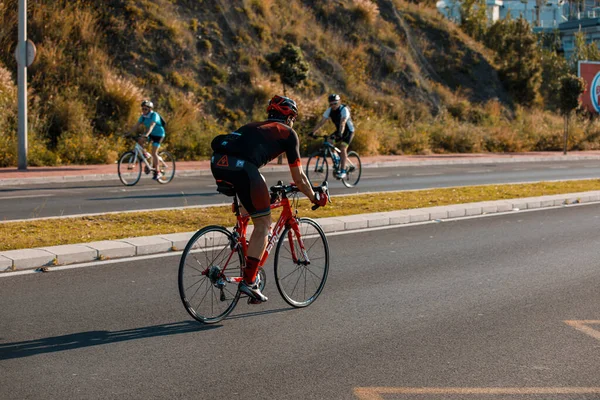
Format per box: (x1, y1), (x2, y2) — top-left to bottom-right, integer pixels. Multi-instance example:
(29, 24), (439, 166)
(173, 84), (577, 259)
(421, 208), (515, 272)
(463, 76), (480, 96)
(309, 94), (355, 179)
(128, 100), (166, 180)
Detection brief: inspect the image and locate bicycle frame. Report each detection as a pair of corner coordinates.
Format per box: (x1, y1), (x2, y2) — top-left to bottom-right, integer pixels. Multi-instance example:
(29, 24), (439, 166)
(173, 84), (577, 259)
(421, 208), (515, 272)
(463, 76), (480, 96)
(215, 191), (309, 284)
(321, 140), (342, 170)
(133, 141), (166, 170)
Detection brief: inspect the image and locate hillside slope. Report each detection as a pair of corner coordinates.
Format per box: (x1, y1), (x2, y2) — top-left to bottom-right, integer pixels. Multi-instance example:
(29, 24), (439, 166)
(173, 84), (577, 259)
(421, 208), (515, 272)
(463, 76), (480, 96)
(0, 0), (516, 165)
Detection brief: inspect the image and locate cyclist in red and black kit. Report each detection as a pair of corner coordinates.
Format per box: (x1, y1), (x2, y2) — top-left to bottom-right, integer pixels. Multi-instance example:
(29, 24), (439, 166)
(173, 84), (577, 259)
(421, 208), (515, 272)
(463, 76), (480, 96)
(210, 95), (328, 303)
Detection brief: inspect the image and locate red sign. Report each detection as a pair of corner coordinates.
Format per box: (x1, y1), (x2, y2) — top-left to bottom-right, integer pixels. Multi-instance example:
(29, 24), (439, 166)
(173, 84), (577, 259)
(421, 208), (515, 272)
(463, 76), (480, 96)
(578, 61), (600, 112)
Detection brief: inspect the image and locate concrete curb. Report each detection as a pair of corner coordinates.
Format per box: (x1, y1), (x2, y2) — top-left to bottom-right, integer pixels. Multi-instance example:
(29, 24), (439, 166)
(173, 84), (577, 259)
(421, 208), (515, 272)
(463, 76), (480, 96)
(3, 154), (600, 186)
(2, 190), (599, 273)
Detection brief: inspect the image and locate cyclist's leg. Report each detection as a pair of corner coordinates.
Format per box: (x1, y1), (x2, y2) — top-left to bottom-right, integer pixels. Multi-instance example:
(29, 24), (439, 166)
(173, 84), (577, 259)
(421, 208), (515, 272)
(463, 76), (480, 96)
(149, 135), (163, 176)
(237, 171), (271, 282)
(211, 155), (270, 302)
(339, 131), (354, 172)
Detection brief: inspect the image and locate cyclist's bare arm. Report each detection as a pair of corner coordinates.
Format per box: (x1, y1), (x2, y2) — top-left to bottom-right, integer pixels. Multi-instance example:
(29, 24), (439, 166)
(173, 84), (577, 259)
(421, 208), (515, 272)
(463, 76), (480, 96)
(338, 117), (348, 135)
(145, 122), (156, 137)
(311, 116), (329, 134)
(290, 165), (317, 202)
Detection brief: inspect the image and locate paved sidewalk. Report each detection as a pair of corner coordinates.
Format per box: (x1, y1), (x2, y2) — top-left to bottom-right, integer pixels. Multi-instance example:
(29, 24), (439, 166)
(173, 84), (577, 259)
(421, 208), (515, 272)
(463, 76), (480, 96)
(3, 150), (600, 186)
(2, 151), (600, 273)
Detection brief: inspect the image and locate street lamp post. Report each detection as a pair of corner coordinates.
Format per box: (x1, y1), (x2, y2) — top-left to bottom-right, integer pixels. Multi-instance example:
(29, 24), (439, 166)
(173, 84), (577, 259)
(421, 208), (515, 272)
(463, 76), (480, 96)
(17, 0), (27, 170)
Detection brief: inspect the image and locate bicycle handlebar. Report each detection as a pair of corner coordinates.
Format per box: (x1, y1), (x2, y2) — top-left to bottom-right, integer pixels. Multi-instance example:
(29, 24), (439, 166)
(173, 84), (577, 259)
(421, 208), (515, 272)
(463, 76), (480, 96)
(269, 180), (330, 211)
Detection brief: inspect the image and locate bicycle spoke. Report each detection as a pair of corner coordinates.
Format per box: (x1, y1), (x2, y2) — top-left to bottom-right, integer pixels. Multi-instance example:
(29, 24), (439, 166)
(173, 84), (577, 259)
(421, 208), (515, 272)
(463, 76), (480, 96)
(278, 263), (304, 281)
(178, 226), (241, 323)
(274, 218), (329, 308)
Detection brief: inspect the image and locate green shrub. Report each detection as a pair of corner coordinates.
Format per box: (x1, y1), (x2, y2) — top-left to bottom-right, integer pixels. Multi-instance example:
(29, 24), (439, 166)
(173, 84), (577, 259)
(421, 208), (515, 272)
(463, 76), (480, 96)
(429, 123), (480, 153)
(56, 131), (119, 164)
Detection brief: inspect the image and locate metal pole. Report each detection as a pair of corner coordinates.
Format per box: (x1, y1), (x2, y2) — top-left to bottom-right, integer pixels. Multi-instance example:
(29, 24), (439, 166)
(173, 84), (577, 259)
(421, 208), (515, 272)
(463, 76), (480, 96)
(17, 0), (27, 170)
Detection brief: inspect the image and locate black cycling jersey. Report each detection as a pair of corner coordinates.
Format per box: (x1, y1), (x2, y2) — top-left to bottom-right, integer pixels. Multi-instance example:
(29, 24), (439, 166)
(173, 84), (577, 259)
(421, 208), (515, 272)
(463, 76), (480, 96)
(329, 104), (354, 134)
(211, 120), (302, 168)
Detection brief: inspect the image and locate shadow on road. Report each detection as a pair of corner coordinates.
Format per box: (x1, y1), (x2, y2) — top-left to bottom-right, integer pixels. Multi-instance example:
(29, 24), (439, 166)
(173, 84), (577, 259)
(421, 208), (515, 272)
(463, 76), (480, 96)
(227, 306), (294, 320)
(0, 320), (217, 360)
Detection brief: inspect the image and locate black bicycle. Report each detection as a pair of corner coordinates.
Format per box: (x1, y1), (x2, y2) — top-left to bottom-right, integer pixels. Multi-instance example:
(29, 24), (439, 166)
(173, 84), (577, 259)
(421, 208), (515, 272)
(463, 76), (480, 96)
(306, 136), (362, 188)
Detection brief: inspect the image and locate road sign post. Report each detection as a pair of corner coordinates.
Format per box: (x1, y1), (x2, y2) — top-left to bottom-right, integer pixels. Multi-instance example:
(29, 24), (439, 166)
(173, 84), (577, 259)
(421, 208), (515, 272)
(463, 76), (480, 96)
(16, 0), (30, 170)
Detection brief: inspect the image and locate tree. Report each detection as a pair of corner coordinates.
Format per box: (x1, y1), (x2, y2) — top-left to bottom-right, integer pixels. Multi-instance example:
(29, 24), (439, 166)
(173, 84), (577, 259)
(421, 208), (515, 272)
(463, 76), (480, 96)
(485, 17), (542, 107)
(540, 48), (570, 110)
(266, 44), (310, 96)
(570, 31), (600, 73)
(559, 74), (585, 154)
(460, 0), (488, 41)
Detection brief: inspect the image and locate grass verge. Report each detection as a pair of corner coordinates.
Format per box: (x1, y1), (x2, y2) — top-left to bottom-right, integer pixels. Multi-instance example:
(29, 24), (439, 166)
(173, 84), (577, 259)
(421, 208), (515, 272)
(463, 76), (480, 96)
(2, 179), (600, 252)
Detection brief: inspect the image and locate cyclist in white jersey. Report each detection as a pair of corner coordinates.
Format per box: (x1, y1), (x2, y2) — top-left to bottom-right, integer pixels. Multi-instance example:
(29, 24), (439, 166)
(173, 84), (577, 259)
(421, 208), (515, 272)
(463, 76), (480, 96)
(309, 94), (355, 179)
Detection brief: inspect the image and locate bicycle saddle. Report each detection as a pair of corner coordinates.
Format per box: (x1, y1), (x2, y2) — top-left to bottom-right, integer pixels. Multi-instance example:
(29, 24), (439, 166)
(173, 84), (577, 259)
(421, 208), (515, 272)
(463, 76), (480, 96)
(216, 180), (236, 197)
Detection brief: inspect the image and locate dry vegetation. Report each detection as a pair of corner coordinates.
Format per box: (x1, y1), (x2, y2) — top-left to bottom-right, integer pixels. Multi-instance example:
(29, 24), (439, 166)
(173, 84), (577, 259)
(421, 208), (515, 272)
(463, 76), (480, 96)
(0, 0), (599, 168)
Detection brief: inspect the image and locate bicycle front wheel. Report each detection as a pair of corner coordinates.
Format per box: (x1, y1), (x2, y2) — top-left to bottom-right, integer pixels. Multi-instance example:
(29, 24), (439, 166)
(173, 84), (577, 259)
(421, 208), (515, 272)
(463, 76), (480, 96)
(117, 151), (142, 186)
(274, 218), (329, 308)
(178, 226), (243, 324)
(306, 154), (328, 186)
(342, 151), (362, 188)
(157, 151), (176, 184)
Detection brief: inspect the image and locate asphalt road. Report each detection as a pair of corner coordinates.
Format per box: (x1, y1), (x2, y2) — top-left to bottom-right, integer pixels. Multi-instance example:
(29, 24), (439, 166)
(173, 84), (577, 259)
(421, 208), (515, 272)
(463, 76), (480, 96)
(2, 205), (600, 399)
(1, 160), (600, 221)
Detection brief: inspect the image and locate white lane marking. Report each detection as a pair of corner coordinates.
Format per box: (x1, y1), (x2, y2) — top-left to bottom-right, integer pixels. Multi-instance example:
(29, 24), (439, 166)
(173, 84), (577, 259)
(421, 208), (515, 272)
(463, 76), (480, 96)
(466, 169), (491, 173)
(549, 166), (568, 169)
(363, 175), (388, 179)
(412, 173), (441, 176)
(108, 188), (160, 193)
(0, 194), (55, 200)
(512, 168), (527, 171)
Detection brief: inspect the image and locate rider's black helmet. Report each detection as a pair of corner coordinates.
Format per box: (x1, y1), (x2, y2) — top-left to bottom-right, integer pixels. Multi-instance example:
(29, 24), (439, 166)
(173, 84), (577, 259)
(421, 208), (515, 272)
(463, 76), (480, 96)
(328, 94), (341, 103)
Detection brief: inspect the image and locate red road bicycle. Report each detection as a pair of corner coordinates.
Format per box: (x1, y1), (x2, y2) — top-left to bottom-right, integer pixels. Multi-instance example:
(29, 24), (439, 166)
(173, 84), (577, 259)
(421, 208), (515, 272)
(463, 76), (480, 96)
(178, 180), (330, 324)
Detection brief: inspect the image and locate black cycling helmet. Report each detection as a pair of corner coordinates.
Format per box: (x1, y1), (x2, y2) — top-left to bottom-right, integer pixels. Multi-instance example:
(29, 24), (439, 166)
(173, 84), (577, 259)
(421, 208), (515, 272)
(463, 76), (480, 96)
(328, 94), (340, 103)
(267, 95), (298, 119)
(141, 100), (154, 109)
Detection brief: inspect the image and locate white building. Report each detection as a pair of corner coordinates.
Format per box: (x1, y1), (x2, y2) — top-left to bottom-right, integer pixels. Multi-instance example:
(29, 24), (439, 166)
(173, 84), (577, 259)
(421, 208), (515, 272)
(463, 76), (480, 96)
(436, 0), (568, 28)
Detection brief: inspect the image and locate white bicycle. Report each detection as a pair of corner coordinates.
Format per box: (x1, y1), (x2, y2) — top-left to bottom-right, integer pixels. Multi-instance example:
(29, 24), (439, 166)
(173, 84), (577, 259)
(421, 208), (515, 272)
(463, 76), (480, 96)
(117, 136), (176, 186)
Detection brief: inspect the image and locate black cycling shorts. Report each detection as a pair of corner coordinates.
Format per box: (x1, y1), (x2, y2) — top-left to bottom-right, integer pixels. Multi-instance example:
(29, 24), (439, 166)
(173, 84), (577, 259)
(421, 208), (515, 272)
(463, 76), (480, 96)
(148, 135), (164, 147)
(210, 153), (271, 218)
(331, 130), (354, 146)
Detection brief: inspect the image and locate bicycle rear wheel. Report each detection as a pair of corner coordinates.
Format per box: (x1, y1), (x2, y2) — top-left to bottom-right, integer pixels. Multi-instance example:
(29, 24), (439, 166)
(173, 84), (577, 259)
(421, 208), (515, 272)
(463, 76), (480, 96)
(306, 154), (329, 185)
(178, 226), (242, 324)
(274, 218), (329, 308)
(117, 151), (142, 186)
(341, 151), (362, 188)
(157, 151), (176, 184)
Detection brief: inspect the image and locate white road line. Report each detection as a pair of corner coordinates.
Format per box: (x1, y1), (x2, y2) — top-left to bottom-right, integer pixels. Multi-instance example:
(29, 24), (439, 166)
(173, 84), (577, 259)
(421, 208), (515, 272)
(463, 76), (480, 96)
(466, 169), (491, 173)
(412, 173), (441, 176)
(0, 194), (55, 200)
(549, 166), (568, 169)
(108, 188), (160, 193)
